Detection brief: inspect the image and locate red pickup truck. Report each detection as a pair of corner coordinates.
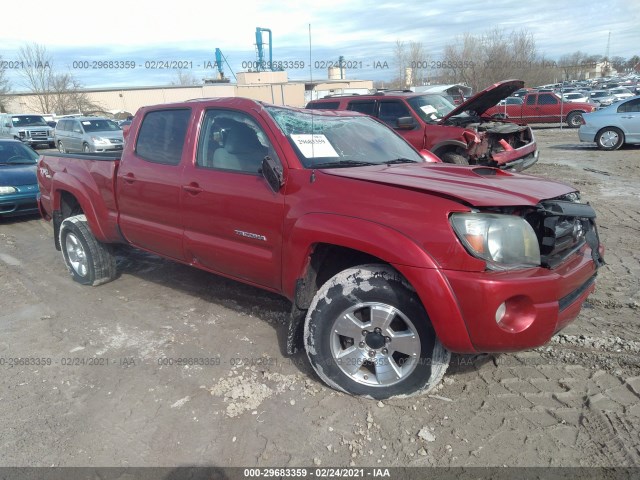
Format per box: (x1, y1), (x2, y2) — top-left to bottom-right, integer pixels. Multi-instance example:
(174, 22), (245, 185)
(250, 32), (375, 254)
(37, 98), (604, 399)
(485, 91), (596, 127)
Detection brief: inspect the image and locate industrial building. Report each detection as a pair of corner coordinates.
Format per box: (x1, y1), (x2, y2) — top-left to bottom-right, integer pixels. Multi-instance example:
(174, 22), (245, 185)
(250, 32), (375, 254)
(3, 70), (374, 117)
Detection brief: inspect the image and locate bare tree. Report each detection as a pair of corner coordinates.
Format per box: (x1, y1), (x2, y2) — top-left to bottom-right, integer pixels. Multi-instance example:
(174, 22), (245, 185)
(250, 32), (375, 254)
(407, 41), (427, 86)
(0, 55), (12, 112)
(558, 51), (589, 80)
(390, 40), (407, 88)
(50, 73), (102, 114)
(18, 43), (55, 112)
(610, 56), (627, 73)
(172, 70), (200, 86)
(17, 42), (102, 114)
(440, 28), (559, 92)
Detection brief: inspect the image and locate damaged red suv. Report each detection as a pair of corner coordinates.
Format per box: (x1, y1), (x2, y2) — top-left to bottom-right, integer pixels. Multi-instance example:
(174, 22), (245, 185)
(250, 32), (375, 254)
(306, 79), (539, 171)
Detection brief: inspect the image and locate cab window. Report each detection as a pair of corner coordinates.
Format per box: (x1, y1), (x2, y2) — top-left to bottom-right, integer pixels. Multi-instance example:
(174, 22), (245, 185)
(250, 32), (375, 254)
(135, 109), (191, 165)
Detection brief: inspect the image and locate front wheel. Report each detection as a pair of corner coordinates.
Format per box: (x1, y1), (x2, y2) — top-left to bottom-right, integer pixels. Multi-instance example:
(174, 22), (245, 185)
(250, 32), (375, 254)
(59, 214), (116, 286)
(596, 127), (624, 151)
(566, 111), (583, 128)
(83, 143), (91, 153)
(58, 141), (67, 153)
(304, 264), (450, 399)
(440, 151), (469, 165)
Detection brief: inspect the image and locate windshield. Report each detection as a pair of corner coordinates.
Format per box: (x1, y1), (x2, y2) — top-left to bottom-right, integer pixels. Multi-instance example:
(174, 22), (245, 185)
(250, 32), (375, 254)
(266, 107), (424, 168)
(406, 95), (456, 123)
(11, 116), (48, 127)
(0, 142), (39, 164)
(81, 119), (121, 132)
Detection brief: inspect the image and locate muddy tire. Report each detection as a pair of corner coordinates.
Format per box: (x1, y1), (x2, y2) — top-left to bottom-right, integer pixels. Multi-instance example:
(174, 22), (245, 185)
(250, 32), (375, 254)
(566, 111), (583, 128)
(59, 214), (116, 286)
(441, 152), (469, 165)
(304, 264), (450, 399)
(596, 127), (624, 151)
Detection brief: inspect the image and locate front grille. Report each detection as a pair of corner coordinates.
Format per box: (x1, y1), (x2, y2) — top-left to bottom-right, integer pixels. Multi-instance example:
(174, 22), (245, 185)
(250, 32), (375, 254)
(30, 130), (48, 139)
(525, 198), (603, 269)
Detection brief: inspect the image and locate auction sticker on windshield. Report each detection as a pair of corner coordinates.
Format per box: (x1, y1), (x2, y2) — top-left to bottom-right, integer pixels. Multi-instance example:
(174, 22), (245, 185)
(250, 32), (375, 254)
(290, 134), (339, 158)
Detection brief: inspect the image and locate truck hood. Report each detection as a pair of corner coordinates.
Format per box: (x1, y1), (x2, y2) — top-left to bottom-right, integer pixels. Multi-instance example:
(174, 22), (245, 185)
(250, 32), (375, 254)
(441, 79), (525, 120)
(322, 163), (575, 207)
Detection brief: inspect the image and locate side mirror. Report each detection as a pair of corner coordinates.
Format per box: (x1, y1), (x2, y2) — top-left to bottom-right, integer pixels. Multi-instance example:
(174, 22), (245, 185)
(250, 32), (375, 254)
(4, 123), (11, 128)
(396, 116), (416, 130)
(261, 156), (284, 192)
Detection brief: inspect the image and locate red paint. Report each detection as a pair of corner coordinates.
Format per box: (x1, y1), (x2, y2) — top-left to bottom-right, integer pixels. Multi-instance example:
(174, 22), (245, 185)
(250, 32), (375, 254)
(37, 98), (602, 354)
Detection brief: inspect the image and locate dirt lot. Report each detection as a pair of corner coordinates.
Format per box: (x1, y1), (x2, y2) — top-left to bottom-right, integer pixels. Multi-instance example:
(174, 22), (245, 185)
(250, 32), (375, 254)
(0, 127), (639, 468)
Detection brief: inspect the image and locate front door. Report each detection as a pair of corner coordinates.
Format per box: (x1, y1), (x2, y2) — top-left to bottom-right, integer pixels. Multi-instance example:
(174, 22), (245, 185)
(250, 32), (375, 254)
(180, 108), (286, 289)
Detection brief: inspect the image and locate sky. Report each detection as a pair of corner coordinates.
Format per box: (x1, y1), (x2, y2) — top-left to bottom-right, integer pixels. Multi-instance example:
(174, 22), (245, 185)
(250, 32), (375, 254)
(1, 0), (638, 90)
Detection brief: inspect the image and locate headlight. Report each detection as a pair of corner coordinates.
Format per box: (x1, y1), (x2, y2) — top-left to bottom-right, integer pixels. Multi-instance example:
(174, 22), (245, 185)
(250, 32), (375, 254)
(91, 136), (110, 145)
(450, 213), (540, 270)
(0, 186), (17, 194)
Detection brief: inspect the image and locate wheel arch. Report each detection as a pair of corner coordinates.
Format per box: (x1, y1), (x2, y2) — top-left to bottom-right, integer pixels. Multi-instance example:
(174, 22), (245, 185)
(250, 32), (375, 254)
(51, 177), (111, 247)
(280, 214), (446, 356)
(284, 213), (440, 304)
(431, 140), (468, 157)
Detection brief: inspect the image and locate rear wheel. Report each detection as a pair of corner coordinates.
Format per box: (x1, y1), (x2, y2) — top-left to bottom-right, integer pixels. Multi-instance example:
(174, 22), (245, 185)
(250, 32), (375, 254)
(59, 214), (116, 286)
(304, 264), (450, 399)
(596, 127), (624, 151)
(441, 151), (469, 165)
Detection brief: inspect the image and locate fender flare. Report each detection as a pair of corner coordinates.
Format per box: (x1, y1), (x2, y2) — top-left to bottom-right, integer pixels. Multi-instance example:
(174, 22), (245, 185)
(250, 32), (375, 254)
(283, 212), (440, 300)
(50, 172), (112, 243)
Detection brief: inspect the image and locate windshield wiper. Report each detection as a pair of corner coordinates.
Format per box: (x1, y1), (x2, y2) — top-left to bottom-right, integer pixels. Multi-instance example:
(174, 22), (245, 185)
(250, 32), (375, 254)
(384, 158), (419, 165)
(312, 160), (377, 169)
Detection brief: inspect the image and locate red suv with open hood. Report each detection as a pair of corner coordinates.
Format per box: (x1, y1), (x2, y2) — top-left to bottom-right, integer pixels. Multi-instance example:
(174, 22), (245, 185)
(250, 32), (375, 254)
(306, 79), (538, 171)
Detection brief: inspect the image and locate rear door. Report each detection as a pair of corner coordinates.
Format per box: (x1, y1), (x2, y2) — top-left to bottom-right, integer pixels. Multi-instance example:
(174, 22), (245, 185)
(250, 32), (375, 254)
(180, 107), (286, 289)
(116, 108), (192, 260)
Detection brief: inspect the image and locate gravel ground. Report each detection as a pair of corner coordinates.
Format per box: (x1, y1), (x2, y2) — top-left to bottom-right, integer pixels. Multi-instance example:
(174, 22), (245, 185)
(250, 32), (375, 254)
(0, 128), (639, 468)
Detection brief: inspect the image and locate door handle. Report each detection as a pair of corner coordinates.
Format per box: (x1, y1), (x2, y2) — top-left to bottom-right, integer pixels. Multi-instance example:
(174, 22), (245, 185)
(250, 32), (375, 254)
(122, 173), (136, 183)
(182, 184), (203, 194)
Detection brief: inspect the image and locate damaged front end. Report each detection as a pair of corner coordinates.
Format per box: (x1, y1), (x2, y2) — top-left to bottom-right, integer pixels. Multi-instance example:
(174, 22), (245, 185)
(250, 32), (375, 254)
(482, 192), (605, 270)
(439, 79), (539, 171)
(458, 120), (539, 172)
(525, 195), (605, 270)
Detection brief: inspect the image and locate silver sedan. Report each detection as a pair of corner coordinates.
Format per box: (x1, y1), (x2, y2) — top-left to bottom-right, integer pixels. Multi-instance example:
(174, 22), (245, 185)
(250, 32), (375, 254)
(579, 95), (640, 150)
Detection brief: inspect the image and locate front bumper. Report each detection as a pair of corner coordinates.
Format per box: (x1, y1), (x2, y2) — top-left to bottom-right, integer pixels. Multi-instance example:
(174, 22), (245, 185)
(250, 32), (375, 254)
(92, 142), (124, 152)
(0, 191), (39, 217)
(500, 150), (539, 172)
(398, 244), (601, 354)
